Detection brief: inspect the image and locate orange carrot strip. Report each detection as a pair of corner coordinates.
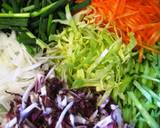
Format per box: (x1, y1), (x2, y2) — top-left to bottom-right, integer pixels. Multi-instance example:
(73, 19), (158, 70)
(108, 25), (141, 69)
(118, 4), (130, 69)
(87, 0), (160, 50)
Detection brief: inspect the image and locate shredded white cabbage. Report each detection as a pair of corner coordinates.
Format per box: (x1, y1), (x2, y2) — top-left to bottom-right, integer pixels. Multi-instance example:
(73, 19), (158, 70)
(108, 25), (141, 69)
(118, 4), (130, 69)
(0, 32), (44, 121)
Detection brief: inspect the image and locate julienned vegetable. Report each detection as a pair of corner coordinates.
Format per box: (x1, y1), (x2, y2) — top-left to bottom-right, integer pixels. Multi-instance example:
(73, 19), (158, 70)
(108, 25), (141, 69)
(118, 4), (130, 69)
(83, 0), (160, 62)
(46, 5), (160, 127)
(0, 0), (70, 55)
(0, 32), (48, 123)
(0, 0), (91, 54)
(0, 1), (159, 128)
(47, 5), (136, 93)
(128, 91), (159, 128)
(4, 72), (131, 128)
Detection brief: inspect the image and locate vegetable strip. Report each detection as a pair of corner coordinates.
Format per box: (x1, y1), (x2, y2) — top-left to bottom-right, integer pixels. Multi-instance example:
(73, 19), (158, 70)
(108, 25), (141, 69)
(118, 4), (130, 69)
(128, 91), (159, 128)
(83, 0), (160, 61)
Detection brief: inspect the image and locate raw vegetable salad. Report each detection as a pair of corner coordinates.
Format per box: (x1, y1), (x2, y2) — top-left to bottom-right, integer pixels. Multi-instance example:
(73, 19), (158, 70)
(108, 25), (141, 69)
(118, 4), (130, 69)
(0, 0), (160, 128)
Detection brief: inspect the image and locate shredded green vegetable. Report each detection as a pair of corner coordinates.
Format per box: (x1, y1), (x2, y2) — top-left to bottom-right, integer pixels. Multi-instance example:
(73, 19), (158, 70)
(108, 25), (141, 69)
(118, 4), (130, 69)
(128, 91), (159, 128)
(46, 6), (160, 127)
(47, 4), (136, 94)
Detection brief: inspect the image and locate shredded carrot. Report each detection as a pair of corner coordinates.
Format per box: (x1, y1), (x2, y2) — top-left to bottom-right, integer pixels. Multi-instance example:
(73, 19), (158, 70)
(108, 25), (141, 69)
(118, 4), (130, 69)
(83, 0), (160, 61)
(138, 48), (143, 63)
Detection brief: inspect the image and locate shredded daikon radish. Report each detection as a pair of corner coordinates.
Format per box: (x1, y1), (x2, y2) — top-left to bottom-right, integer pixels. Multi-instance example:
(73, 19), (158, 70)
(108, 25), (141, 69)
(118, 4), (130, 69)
(0, 31), (45, 121)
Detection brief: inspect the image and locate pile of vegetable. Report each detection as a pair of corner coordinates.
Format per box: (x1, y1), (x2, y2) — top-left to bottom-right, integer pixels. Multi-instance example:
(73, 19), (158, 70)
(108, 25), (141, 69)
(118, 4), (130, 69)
(47, 5), (136, 91)
(46, 5), (160, 128)
(0, 0), (91, 54)
(5, 72), (132, 128)
(0, 0), (160, 128)
(0, 31), (48, 123)
(84, 0), (160, 62)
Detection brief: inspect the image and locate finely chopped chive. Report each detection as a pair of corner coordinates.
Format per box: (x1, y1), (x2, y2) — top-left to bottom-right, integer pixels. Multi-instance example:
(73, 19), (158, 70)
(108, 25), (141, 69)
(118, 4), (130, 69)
(30, 0), (67, 17)
(0, 0), (67, 18)
(47, 14), (53, 35)
(0, 13), (30, 18)
(0, 18), (28, 26)
(0, 0), (89, 51)
(21, 5), (35, 12)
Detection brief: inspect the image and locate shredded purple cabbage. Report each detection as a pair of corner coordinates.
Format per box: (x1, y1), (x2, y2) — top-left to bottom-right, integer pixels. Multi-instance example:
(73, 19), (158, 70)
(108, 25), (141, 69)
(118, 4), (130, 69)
(4, 73), (133, 128)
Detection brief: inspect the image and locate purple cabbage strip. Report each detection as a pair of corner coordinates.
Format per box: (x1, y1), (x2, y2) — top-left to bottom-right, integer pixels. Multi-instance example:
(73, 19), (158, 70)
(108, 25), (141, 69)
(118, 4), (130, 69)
(4, 72), (133, 128)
